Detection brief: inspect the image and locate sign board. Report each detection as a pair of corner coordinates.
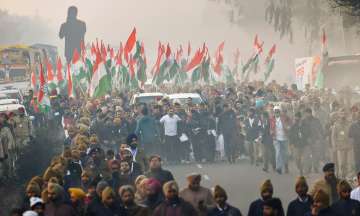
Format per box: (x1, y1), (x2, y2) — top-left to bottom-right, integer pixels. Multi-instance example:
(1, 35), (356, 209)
(295, 57), (317, 90)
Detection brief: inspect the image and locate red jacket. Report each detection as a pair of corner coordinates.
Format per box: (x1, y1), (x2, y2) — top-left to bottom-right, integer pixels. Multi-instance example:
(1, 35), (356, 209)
(269, 114), (292, 139)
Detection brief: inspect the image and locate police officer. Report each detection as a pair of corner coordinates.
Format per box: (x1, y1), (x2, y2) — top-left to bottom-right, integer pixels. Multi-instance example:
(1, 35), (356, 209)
(331, 110), (351, 178)
(14, 107), (33, 150)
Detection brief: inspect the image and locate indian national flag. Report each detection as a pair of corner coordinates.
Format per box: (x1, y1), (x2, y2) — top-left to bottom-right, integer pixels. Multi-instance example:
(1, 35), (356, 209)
(37, 63), (51, 112)
(264, 44), (276, 81)
(46, 57), (57, 91)
(89, 56), (111, 98)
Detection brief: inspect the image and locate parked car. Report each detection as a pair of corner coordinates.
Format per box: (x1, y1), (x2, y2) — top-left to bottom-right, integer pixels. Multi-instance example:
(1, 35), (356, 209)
(130, 92), (165, 105)
(168, 93), (205, 105)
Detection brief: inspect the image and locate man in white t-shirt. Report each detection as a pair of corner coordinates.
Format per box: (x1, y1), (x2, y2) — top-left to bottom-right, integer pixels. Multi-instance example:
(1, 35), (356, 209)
(351, 172), (360, 202)
(160, 108), (182, 162)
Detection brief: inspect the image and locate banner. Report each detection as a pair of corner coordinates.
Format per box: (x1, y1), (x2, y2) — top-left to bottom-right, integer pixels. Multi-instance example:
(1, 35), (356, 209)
(294, 57), (313, 90)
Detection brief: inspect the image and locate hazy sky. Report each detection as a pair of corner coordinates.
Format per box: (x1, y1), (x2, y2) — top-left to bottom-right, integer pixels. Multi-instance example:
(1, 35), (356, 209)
(0, 0), (320, 82)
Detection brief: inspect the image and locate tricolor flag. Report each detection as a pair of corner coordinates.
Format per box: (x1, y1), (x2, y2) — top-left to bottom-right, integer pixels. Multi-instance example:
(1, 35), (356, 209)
(213, 41), (225, 76)
(315, 28), (328, 89)
(89, 53), (111, 98)
(264, 44), (276, 81)
(124, 28), (137, 63)
(37, 63), (51, 112)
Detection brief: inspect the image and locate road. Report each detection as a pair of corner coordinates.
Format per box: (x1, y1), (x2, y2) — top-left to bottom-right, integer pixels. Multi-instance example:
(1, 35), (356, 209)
(165, 161), (321, 215)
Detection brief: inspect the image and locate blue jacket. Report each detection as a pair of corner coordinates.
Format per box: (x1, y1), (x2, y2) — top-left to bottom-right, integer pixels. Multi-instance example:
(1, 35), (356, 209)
(135, 115), (159, 144)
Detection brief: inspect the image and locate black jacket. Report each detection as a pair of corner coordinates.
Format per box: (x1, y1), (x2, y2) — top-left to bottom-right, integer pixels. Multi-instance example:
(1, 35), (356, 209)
(286, 196), (312, 216)
(331, 199), (360, 216)
(208, 204), (242, 216)
(219, 110), (237, 135)
(85, 196), (126, 216)
(244, 117), (262, 142)
(289, 121), (308, 148)
(145, 168), (174, 186)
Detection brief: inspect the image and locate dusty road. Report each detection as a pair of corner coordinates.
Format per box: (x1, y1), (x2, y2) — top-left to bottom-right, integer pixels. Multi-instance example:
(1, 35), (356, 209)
(166, 162), (321, 215)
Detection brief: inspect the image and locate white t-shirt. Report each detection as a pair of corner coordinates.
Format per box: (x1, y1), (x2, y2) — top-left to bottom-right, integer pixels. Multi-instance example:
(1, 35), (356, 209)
(351, 186), (360, 202)
(275, 117), (286, 141)
(160, 114), (181, 136)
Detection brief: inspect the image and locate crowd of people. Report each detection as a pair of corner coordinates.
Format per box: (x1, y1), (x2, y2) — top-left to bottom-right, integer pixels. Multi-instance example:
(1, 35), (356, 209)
(3, 80), (360, 216)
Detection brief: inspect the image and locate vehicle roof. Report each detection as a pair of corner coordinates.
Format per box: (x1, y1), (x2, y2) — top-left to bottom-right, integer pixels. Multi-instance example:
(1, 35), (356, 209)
(0, 89), (21, 93)
(0, 82), (29, 92)
(0, 104), (25, 112)
(31, 44), (57, 49)
(168, 93), (201, 99)
(133, 92), (165, 97)
(0, 44), (30, 51)
(0, 99), (19, 105)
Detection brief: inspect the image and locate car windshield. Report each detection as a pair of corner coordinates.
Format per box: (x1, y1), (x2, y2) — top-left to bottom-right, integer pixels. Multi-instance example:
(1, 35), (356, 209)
(135, 96), (162, 104)
(0, 92), (20, 100)
(171, 97), (202, 105)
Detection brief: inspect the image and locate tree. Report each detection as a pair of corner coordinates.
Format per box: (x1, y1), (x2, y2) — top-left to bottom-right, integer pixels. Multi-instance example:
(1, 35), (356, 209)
(329, 0), (360, 16)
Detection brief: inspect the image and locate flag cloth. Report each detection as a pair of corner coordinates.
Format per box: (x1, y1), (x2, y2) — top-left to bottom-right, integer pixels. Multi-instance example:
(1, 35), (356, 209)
(264, 44), (276, 81)
(191, 66), (201, 83)
(213, 41), (225, 76)
(31, 69), (37, 93)
(315, 29), (328, 89)
(37, 63), (51, 113)
(137, 56), (147, 85)
(45, 57), (56, 91)
(124, 28), (137, 63)
(187, 41), (191, 57)
(165, 43), (172, 60)
(185, 45), (206, 72)
(67, 64), (73, 97)
(151, 42), (164, 75)
(89, 58), (111, 98)
(56, 57), (64, 82)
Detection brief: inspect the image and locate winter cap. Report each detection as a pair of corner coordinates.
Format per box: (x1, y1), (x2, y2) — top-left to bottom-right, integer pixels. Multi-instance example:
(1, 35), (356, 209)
(69, 188), (86, 200)
(313, 189), (330, 207)
(22, 211), (38, 216)
(30, 197), (43, 208)
(47, 183), (63, 198)
(126, 133), (138, 145)
(113, 117), (121, 125)
(79, 117), (91, 126)
(71, 150), (81, 160)
(148, 154), (162, 162)
(322, 163), (335, 172)
(96, 180), (109, 195)
(81, 170), (92, 178)
(163, 180), (179, 193)
(134, 175), (147, 186)
(89, 135), (99, 144)
(186, 173), (201, 183)
(29, 176), (44, 189)
(26, 183), (41, 196)
(101, 186), (115, 202)
(146, 178), (162, 193)
(295, 176), (308, 189)
(119, 185), (135, 197)
(337, 180), (352, 193)
(260, 179), (273, 193)
(213, 185), (227, 200)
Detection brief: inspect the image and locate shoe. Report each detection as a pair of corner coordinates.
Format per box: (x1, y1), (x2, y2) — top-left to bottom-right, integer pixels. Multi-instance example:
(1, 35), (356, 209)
(276, 169), (282, 174)
(262, 168), (269, 172)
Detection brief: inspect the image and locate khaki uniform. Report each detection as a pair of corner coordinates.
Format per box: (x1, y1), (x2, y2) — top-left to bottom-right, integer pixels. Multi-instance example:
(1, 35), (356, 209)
(0, 126), (16, 177)
(331, 120), (351, 178)
(14, 116), (33, 149)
